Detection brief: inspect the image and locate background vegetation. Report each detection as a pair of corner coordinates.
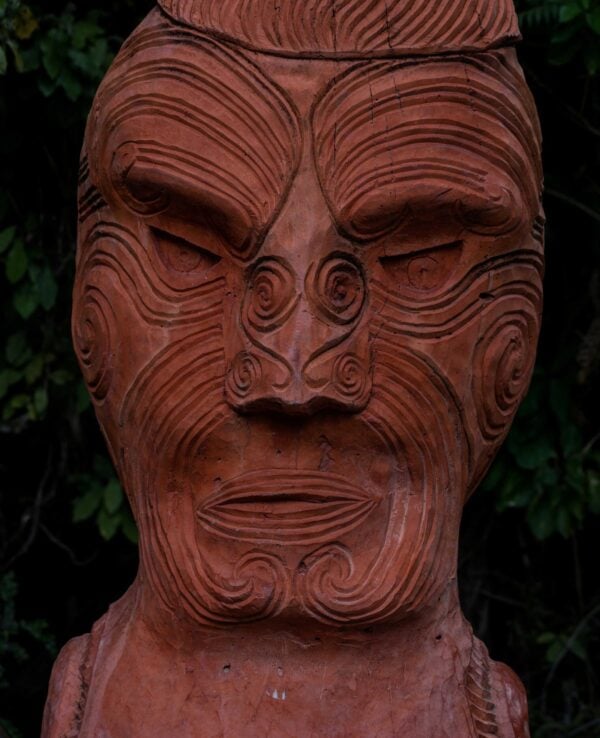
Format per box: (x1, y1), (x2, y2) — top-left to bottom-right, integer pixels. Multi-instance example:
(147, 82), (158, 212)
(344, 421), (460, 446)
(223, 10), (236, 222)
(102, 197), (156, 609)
(0, 0), (599, 735)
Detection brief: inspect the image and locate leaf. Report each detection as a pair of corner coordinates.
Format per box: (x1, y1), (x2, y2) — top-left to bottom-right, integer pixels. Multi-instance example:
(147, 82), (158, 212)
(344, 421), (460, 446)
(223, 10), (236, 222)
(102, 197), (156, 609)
(546, 639), (564, 663)
(537, 632), (557, 645)
(72, 489), (101, 522)
(35, 266), (58, 310)
(37, 77), (56, 97)
(41, 38), (62, 80)
(512, 438), (556, 470)
(93, 454), (114, 478)
(97, 508), (120, 541)
(13, 285), (38, 319)
(103, 479), (123, 514)
(49, 369), (72, 386)
(559, 3), (582, 22)
(588, 473), (600, 514)
(3, 393), (31, 421)
(24, 355), (44, 384)
(587, 7), (600, 33)
(0, 46), (7, 76)
(556, 506), (572, 538)
(121, 514), (139, 544)
(528, 501), (557, 540)
(569, 637), (587, 661)
(33, 386), (48, 415)
(584, 45), (600, 75)
(561, 423), (582, 457)
(71, 19), (100, 50)
(76, 381), (90, 412)
(0, 225), (16, 253)
(58, 69), (82, 102)
(5, 240), (28, 283)
(14, 6), (38, 40)
(5, 333), (28, 366)
(0, 369), (21, 400)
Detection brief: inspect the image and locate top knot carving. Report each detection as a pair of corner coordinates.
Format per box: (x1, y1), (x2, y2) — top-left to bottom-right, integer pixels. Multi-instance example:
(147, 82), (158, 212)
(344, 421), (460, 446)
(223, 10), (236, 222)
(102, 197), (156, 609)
(156, 0), (521, 57)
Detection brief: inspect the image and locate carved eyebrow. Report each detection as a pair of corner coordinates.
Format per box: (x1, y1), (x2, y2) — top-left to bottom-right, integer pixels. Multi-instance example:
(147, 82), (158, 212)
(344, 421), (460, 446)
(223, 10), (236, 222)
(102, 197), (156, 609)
(311, 54), (542, 241)
(89, 23), (302, 256)
(343, 175), (519, 243)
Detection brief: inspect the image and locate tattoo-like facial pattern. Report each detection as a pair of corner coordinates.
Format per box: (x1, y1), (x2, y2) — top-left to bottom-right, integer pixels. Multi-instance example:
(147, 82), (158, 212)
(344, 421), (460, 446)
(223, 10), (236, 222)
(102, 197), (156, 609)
(74, 11), (543, 627)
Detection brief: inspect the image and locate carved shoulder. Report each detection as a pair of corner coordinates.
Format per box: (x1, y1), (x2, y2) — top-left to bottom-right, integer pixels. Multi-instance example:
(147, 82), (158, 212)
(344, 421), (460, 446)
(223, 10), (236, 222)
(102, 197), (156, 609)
(491, 661), (531, 738)
(41, 634), (90, 738)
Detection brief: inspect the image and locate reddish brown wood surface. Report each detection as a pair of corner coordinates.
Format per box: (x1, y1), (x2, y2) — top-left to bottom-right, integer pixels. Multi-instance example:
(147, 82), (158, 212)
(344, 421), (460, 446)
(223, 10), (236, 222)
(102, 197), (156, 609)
(43, 3), (542, 736)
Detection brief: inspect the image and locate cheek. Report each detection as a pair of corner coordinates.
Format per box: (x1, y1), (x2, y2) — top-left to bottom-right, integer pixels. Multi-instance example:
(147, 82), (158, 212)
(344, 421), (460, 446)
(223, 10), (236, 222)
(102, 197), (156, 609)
(369, 250), (543, 495)
(421, 290), (541, 494)
(72, 224), (228, 459)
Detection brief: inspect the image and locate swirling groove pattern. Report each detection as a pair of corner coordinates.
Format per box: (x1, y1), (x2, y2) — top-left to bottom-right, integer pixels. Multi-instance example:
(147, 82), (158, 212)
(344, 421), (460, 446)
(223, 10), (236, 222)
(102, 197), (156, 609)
(88, 17), (301, 260)
(73, 287), (115, 402)
(244, 258), (299, 333)
(371, 252), (543, 340)
(312, 53), (542, 242)
(226, 351), (262, 400)
(332, 353), (368, 402)
(474, 310), (538, 442)
(79, 223), (226, 325)
(296, 348), (468, 625)
(158, 0), (519, 56)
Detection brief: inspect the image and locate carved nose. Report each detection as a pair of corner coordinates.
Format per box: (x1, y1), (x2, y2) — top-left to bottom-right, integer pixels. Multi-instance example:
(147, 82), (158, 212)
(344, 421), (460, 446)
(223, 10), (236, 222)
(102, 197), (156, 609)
(225, 254), (372, 415)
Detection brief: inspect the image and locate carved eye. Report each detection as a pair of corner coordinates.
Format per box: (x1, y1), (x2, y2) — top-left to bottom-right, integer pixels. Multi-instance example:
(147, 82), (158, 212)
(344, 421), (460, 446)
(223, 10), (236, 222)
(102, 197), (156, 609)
(152, 228), (221, 275)
(311, 255), (366, 325)
(380, 241), (462, 293)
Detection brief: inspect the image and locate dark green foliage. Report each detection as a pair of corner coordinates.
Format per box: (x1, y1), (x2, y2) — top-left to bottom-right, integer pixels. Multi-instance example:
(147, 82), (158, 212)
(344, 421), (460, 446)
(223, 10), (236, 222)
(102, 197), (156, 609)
(0, 0), (599, 735)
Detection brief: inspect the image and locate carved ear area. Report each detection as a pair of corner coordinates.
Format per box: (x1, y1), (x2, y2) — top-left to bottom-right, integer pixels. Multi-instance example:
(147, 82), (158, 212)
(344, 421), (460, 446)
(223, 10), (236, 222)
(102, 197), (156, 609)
(379, 242), (463, 293)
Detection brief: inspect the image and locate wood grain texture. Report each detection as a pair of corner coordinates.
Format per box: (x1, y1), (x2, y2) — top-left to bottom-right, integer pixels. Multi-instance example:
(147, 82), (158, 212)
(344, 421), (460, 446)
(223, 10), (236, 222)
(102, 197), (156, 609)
(158, 0), (520, 57)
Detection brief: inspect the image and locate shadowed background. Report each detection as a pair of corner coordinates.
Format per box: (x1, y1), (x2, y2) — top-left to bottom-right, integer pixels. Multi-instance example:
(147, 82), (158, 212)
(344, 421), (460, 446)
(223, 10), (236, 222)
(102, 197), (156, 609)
(0, 1), (598, 735)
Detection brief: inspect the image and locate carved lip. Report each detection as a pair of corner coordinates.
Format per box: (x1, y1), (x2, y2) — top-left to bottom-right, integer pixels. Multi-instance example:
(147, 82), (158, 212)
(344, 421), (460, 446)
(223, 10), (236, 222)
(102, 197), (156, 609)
(197, 470), (379, 546)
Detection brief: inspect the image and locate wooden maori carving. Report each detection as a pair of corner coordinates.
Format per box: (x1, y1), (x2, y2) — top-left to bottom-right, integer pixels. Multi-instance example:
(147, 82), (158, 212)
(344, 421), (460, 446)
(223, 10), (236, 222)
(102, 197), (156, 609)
(43, 2), (543, 736)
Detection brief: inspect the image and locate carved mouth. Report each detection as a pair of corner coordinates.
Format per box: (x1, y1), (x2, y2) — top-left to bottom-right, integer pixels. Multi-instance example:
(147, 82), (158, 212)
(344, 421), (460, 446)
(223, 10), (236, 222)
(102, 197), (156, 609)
(197, 470), (379, 546)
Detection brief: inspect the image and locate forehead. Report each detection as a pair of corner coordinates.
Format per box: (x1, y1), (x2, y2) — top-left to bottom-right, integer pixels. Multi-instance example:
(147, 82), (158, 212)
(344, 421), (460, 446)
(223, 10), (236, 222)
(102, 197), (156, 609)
(87, 14), (542, 252)
(97, 15), (541, 169)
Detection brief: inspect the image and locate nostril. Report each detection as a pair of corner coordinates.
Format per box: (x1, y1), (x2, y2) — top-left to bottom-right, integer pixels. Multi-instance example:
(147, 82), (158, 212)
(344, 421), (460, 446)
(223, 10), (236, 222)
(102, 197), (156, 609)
(331, 353), (369, 402)
(231, 394), (364, 418)
(226, 351), (262, 401)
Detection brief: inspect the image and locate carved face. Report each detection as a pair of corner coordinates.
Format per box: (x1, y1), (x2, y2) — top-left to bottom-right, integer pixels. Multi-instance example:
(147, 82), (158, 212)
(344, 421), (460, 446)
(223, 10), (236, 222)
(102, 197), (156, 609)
(74, 11), (543, 627)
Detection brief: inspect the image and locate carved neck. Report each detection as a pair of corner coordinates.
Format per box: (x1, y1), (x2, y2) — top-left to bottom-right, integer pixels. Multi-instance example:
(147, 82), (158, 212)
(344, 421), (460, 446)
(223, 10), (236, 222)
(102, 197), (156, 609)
(116, 578), (482, 735)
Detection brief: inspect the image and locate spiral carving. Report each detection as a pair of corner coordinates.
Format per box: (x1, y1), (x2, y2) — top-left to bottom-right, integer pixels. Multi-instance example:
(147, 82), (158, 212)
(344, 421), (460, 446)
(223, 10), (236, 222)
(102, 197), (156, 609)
(474, 309), (538, 442)
(244, 258), (298, 333)
(296, 544), (354, 620)
(226, 351), (261, 399)
(224, 550), (291, 621)
(332, 352), (369, 401)
(73, 289), (115, 402)
(310, 255), (366, 325)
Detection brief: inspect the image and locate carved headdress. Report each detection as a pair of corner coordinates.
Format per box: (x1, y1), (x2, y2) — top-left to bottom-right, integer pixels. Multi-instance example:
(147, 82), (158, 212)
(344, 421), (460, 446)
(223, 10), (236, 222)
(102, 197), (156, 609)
(156, 0), (520, 57)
